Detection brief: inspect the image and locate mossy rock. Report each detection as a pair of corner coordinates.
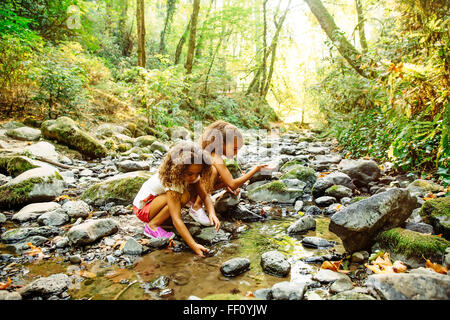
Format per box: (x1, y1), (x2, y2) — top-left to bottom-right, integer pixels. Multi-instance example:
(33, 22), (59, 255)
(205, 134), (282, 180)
(104, 138), (117, 151)
(247, 180), (303, 204)
(203, 293), (253, 300)
(0, 156), (39, 177)
(41, 116), (108, 159)
(280, 165), (316, 189)
(1, 121), (25, 130)
(419, 197), (450, 239)
(408, 179), (444, 193)
(135, 135), (157, 148)
(80, 171), (152, 206)
(325, 184), (353, 199)
(375, 227), (450, 263)
(0, 167), (65, 209)
(117, 143), (132, 153)
(350, 196), (369, 203)
(280, 160), (307, 173)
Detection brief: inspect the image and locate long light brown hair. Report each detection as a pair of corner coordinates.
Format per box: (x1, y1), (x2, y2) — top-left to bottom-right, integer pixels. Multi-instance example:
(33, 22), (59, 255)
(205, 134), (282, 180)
(199, 120), (244, 155)
(158, 141), (213, 198)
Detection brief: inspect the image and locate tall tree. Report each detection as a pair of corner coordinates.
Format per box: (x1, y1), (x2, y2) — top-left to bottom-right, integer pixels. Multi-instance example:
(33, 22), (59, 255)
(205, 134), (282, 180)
(159, 0), (178, 54)
(355, 0), (368, 53)
(304, 0), (369, 78)
(185, 0), (200, 74)
(195, 0), (215, 59)
(136, 0), (146, 67)
(174, 17), (191, 65)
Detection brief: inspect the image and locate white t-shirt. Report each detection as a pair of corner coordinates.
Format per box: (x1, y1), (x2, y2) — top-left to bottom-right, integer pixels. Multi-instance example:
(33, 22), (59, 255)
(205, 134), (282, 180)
(133, 174), (199, 209)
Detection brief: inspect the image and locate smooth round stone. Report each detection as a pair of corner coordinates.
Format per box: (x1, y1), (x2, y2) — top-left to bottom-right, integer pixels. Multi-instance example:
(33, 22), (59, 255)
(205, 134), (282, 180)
(220, 258), (251, 277)
(330, 277), (354, 293)
(260, 251), (291, 277)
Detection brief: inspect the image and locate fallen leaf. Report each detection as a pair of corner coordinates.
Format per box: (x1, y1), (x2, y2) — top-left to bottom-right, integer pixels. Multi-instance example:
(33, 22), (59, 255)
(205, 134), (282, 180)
(112, 240), (126, 250)
(321, 259), (342, 272)
(260, 208), (265, 216)
(298, 211), (304, 216)
(138, 239), (150, 246)
(78, 270), (97, 279)
(245, 291), (254, 298)
(393, 260), (407, 273)
(26, 242), (44, 261)
(423, 193), (436, 201)
(336, 204), (342, 211)
(425, 258), (448, 274)
(0, 278), (11, 290)
(167, 239), (175, 248)
(55, 195), (71, 202)
(318, 172), (331, 178)
(365, 252), (401, 274)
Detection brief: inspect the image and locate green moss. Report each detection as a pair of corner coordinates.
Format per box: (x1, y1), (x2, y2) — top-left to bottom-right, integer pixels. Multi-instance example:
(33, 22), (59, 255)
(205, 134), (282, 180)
(0, 177), (44, 208)
(376, 227), (450, 259)
(280, 166), (316, 184)
(351, 196), (369, 203)
(117, 143), (132, 152)
(419, 197), (450, 220)
(409, 179), (443, 192)
(0, 156), (38, 177)
(81, 175), (149, 205)
(264, 181), (288, 192)
(280, 160), (306, 172)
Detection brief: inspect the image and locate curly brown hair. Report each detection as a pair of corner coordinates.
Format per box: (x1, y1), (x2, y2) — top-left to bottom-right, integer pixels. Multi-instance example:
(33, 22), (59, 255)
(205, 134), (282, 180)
(158, 141), (213, 198)
(199, 120), (244, 154)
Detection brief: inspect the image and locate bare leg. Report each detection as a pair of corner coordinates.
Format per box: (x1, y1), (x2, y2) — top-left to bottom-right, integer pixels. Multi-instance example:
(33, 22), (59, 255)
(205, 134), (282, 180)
(148, 191), (191, 230)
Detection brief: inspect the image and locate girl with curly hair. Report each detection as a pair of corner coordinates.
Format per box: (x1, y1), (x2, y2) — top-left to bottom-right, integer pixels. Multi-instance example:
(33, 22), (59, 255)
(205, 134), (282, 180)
(188, 120), (270, 222)
(133, 141), (220, 257)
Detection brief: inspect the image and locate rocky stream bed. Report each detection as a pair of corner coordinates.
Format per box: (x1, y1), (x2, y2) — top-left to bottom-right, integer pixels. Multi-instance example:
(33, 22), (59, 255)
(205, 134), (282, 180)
(0, 118), (449, 300)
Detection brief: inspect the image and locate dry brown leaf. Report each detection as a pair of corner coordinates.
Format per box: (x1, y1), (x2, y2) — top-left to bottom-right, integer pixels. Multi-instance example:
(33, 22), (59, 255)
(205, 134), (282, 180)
(318, 172), (331, 178)
(0, 278), (11, 290)
(321, 259), (342, 272)
(425, 259), (448, 274)
(26, 242), (44, 261)
(393, 260), (407, 273)
(112, 240), (126, 250)
(245, 291), (254, 298)
(138, 239), (150, 246)
(365, 252), (402, 274)
(78, 270), (97, 279)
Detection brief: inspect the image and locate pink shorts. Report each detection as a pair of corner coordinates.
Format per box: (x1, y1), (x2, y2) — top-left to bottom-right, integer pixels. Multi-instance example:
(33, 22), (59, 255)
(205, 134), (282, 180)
(133, 194), (158, 223)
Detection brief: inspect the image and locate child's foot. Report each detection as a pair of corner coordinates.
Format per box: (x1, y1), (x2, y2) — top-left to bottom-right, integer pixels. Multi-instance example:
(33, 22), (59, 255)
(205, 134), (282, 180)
(189, 206), (211, 226)
(144, 224), (175, 239)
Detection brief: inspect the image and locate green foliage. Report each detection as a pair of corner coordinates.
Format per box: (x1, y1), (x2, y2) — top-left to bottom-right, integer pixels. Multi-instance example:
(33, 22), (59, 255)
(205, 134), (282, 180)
(32, 45), (88, 119)
(312, 0), (449, 184)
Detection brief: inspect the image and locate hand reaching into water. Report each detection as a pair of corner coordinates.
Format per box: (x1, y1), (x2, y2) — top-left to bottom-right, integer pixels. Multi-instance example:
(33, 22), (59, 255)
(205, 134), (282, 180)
(209, 213), (221, 232)
(192, 243), (210, 257)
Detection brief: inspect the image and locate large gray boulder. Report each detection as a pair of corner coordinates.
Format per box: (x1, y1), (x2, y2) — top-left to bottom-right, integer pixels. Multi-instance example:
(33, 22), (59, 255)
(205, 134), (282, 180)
(62, 200), (91, 218)
(365, 272), (450, 300)
(0, 166), (65, 209)
(41, 116), (107, 159)
(338, 159), (381, 187)
(329, 188), (417, 252)
(67, 218), (119, 246)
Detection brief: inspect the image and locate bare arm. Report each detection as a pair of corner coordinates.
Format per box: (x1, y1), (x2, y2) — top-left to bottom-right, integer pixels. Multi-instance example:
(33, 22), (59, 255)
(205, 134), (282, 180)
(214, 157), (268, 191)
(166, 191), (209, 257)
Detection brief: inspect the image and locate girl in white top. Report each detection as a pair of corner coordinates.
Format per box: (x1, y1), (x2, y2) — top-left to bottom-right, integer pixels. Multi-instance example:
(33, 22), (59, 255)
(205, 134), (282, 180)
(132, 141), (220, 257)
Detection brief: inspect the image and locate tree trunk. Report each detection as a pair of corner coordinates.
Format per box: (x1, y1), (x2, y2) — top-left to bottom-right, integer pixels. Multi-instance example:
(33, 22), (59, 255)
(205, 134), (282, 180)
(185, 0), (201, 74)
(159, 0), (178, 54)
(174, 17), (191, 65)
(263, 0), (291, 98)
(304, 0), (368, 78)
(136, 0), (146, 67)
(195, 0), (215, 59)
(355, 0), (368, 53)
(260, 0), (268, 96)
